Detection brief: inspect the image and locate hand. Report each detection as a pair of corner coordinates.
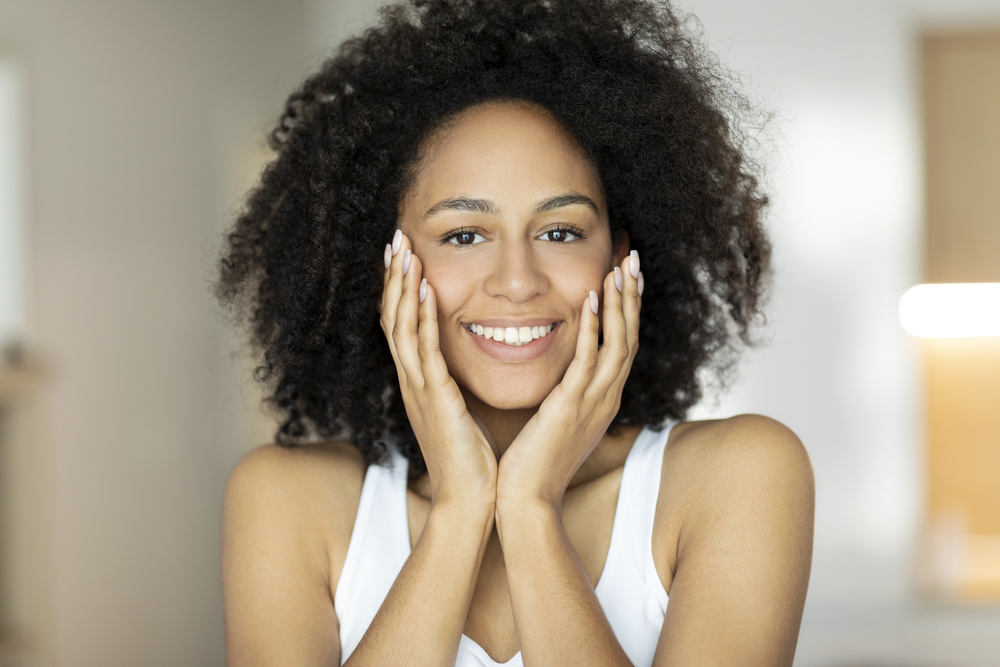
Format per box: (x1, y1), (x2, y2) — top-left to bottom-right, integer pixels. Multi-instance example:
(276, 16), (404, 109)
(496, 251), (643, 509)
(380, 231), (498, 508)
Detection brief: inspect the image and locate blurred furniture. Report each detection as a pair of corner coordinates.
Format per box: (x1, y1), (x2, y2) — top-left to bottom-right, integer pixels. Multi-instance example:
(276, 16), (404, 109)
(0, 345), (46, 667)
(919, 30), (1000, 601)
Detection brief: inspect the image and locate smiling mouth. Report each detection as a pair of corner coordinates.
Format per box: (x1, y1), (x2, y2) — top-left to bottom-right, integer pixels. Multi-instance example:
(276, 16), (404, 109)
(465, 322), (559, 346)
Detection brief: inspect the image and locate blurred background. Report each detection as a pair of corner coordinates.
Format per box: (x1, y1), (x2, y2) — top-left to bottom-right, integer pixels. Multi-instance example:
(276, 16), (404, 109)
(0, 0), (998, 665)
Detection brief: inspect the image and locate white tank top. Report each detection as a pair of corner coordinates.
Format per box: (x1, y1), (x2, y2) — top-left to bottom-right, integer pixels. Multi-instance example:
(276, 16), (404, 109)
(335, 424), (673, 666)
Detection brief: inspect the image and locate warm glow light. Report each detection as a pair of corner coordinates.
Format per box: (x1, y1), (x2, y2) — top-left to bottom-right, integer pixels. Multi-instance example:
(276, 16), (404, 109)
(899, 283), (1000, 338)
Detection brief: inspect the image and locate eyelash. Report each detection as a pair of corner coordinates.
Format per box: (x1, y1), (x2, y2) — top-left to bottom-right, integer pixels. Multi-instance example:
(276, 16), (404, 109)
(440, 227), (484, 246)
(439, 225), (587, 246)
(540, 225), (586, 243)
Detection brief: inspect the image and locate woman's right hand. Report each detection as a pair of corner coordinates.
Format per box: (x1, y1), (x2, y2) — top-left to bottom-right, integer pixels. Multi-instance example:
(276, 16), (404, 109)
(380, 230), (498, 508)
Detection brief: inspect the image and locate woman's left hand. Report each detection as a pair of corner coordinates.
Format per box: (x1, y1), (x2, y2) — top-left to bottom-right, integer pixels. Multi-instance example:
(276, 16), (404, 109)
(496, 251), (643, 510)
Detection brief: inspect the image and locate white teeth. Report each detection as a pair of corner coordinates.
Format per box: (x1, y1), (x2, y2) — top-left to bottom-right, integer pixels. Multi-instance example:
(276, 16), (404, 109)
(468, 322), (555, 346)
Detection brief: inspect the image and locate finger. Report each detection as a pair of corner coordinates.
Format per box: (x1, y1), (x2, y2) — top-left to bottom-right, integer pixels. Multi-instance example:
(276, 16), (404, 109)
(613, 253), (642, 388)
(417, 278), (451, 385)
(392, 247), (424, 385)
(592, 268), (629, 390)
(380, 233), (412, 376)
(622, 252), (641, 356)
(380, 229), (404, 304)
(560, 291), (601, 392)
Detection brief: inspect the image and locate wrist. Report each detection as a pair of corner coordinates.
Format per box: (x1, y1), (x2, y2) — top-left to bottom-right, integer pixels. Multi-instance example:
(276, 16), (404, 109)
(494, 497), (562, 552)
(429, 494), (497, 525)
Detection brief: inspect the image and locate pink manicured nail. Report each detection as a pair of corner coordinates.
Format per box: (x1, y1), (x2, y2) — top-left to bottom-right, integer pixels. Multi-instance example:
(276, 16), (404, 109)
(614, 266), (623, 293)
(638, 271), (645, 296)
(384, 244), (392, 269)
(391, 229), (402, 255)
(419, 278), (427, 303)
(629, 250), (640, 278)
(589, 290), (599, 314)
(403, 249), (411, 275)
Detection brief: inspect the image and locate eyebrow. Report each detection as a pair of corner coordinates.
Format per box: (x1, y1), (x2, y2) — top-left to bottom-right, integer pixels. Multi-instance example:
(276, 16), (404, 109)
(421, 192), (599, 220)
(422, 197), (499, 219)
(534, 193), (599, 215)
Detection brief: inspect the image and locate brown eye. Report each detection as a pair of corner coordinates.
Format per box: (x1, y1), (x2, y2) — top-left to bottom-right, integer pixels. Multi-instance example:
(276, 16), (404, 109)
(444, 229), (485, 245)
(540, 228), (582, 243)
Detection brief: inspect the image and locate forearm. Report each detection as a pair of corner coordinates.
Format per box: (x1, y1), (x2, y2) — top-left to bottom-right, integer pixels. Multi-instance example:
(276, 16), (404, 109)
(497, 500), (632, 667)
(344, 501), (494, 667)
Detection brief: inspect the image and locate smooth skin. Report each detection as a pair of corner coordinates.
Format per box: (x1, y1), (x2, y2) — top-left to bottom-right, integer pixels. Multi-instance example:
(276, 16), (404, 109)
(222, 103), (815, 667)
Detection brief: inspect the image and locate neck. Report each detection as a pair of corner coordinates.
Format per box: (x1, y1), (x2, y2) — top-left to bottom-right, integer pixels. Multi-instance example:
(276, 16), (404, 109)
(462, 389), (536, 458)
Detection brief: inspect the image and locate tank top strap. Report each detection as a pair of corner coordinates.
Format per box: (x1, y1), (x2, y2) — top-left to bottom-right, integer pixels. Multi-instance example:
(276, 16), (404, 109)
(335, 445), (410, 664)
(596, 423), (674, 609)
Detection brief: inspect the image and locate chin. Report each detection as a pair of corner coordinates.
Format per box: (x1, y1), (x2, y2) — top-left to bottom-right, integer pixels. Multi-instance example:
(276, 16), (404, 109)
(461, 370), (561, 411)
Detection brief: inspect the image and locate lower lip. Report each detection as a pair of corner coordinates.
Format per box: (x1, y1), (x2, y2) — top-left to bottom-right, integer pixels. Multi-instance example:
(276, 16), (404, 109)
(466, 324), (560, 362)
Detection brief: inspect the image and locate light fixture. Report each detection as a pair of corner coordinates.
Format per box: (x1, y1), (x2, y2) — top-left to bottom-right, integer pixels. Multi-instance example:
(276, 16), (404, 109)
(899, 283), (1000, 338)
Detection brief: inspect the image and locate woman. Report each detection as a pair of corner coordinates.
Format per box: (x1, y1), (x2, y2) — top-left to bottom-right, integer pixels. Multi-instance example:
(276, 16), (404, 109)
(217, 1), (814, 665)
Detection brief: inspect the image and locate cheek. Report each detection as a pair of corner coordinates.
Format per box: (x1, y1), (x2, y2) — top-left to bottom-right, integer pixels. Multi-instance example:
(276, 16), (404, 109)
(420, 257), (478, 360)
(549, 252), (613, 299)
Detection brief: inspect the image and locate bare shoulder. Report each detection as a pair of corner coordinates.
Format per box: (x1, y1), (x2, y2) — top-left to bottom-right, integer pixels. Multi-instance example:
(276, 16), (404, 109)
(226, 440), (366, 516)
(652, 416), (813, 665)
(654, 415), (814, 588)
(223, 440), (368, 585)
(223, 441), (367, 666)
(664, 414), (813, 504)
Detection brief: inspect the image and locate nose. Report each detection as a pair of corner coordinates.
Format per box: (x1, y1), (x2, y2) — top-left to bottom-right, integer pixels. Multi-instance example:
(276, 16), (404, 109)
(483, 237), (548, 303)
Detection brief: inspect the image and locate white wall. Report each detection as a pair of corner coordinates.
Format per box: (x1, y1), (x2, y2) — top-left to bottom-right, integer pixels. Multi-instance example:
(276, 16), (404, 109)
(0, 57), (26, 345)
(677, 0), (1000, 664)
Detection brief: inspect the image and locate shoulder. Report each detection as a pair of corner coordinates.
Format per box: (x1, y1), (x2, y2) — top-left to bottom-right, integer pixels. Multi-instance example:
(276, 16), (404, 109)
(223, 444), (366, 664)
(654, 415), (814, 583)
(224, 440), (368, 575)
(226, 440), (367, 506)
(665, 414), (812, 491)
(663, 414), (813, 523)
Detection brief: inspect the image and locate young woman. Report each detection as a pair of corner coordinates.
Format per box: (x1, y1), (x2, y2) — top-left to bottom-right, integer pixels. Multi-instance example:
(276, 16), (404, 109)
(217, 1), (814, 665)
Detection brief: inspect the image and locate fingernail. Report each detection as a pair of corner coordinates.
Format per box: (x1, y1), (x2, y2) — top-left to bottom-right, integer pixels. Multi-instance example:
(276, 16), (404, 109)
(403, 249), (411, 275)
(614, 266), (623, 293)
(589, 290), (599, 314)
(391, 229), (402, 255)
(629, 250), (640, 278)
(419, 278), (427, 303)
(384, 244), (392, 269)
(638, 271), (645, 296)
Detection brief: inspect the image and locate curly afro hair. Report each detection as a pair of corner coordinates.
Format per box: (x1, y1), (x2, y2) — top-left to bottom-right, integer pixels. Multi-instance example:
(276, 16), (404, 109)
(216, 0), (771, 475)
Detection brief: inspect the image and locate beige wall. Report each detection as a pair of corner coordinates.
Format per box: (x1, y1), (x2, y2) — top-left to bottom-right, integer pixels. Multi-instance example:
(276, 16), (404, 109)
(0, 0), (312, 664)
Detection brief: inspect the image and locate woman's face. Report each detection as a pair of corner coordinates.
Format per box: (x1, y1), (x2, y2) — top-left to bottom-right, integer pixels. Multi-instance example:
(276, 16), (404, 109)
(398, 102), (628, 410)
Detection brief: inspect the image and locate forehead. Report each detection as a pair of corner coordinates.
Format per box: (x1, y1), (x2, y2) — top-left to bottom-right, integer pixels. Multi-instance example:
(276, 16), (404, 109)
(402, 102), (604, 216)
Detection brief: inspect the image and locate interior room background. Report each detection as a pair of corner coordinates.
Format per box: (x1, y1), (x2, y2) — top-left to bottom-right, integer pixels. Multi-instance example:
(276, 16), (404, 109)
(0, 0), (997, 665)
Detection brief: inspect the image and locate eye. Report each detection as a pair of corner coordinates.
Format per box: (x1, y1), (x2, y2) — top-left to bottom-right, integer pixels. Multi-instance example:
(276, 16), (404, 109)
(443, 228), (485, 246)
(540, 226), (584, 243)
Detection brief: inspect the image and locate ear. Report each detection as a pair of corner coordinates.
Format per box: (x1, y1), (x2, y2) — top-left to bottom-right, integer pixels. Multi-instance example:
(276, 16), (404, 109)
(611, 229), (631, 267)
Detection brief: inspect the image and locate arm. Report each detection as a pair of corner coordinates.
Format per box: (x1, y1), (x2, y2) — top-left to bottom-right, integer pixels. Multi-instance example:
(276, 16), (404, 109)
(653, 415), (814, 666)
(224, 234), (497, 667)
(496, 254), (642, 666)
(344, 234), (498, 666)
(222, 444), (355, 667)
(498, 500), (632, 666)
(345, 502), (493, 666)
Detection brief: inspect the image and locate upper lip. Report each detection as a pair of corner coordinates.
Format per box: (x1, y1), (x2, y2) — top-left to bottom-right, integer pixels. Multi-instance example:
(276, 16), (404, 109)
(462, 318), (560, 328)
